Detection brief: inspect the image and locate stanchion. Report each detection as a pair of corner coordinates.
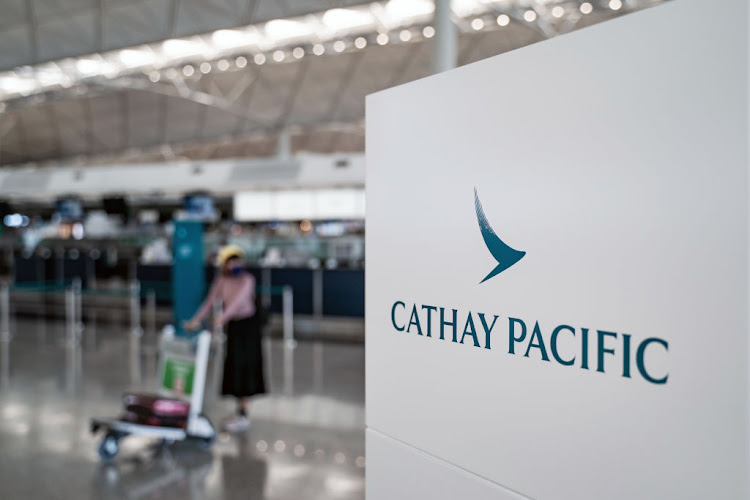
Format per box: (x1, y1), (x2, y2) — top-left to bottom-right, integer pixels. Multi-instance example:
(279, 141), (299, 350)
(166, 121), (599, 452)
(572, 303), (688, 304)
(0, 282), (10, 342)
(73, 277), (83, 341)
(282, 286), (295, 349)
(0, 281), (10, 388)
(283, 338), (294, 396)
(313, 269), (323, 335)
(129, 280), (142, 384)
(130, 280), (142, 338)
(146, 289), (156, 339)
(65, 282), (77, 346)
(261, 268), (271, 309)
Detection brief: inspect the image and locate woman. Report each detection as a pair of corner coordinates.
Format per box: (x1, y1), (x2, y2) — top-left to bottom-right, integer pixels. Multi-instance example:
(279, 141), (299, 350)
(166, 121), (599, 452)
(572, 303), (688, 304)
(185, 245), (265, 432)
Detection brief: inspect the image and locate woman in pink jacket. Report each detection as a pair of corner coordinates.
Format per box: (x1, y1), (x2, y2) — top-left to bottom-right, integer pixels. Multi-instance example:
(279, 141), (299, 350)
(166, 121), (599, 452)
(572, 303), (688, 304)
(186, 245), (266, 432)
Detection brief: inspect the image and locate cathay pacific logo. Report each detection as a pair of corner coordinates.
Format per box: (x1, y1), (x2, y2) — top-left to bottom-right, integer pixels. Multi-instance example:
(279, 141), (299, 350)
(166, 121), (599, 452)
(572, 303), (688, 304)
(474, 187), (525, 283)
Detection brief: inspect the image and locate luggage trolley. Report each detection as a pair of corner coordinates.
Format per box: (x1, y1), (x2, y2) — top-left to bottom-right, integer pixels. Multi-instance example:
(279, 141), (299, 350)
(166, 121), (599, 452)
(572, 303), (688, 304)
(91, 327), (216, 460)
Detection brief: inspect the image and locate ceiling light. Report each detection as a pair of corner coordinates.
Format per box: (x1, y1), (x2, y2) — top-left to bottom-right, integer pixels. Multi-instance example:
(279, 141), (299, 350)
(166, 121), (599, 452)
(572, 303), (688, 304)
(273, 50), (285, 62)
(385, 0), (434, 18)
(423, 26), (435, 38)
(609, 0), (623, 10)
(580, 2), (593, 14)
(200, 62), (211, 73)
(552, 6), (565, 18)
(217, 59), (230, 71)
(377, 33), (389, 45)
(76, 58), (114, 76)
(0, 77), (36, 95)
(118, 49), (155, 67)
(322, 8), (373, 31)
(471, 18), (484, 30)
(399, 30), (412, 42)
(333, 40), (346, 52)
(354, 37), (367, 49)
(313, 44), (325, 55)
(265, 20), (312, 39)
(254, 54), (266, 65)
(34, 67), (65, 86)
(212, 29), (255, 49)
(497, 14), (510, 26)
(235, 56), (247, 68)
(161, 38), (204, 58)
(293, 47), (305, 59)
(165, 67), (178, 79)
(182, 64), (194, 76)
(148, 71), (160, 82)
(523, 10), (537, 22)
(452, 0), (485, 17)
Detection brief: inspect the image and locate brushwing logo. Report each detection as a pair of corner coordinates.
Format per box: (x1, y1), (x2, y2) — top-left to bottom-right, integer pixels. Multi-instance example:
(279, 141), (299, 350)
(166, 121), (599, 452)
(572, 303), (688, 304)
(474, 187), (526, 283)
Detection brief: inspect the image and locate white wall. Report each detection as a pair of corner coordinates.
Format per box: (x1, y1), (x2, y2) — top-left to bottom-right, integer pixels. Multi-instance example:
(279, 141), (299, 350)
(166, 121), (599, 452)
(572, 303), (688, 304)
(366, 1), (748, 499)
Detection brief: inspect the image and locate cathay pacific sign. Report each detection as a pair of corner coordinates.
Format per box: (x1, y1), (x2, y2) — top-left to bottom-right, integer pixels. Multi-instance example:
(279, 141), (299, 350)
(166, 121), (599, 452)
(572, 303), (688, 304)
(388, 188), (670, 385)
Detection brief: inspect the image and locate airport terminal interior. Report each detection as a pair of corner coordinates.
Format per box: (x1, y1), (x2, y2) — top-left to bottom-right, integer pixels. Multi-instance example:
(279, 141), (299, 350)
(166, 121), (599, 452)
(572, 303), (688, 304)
(0, 0), (668, 498)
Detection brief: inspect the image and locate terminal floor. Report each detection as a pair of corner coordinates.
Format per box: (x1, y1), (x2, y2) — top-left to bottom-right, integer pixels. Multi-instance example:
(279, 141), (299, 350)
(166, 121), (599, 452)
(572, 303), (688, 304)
(0, 317), (365, 500)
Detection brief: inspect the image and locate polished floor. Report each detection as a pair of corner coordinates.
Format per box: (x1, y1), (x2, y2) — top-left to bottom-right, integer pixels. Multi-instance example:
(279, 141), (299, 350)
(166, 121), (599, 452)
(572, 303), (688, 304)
(0, 315), (365, 500)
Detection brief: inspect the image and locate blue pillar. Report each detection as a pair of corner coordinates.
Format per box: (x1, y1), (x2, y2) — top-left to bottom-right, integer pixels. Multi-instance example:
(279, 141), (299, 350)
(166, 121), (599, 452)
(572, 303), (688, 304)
(172, 220), (205, 337)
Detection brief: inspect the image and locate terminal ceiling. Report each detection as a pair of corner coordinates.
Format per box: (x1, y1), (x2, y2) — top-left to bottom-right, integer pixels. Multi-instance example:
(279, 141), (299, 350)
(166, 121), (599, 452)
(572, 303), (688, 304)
(0, 0), (665, 167)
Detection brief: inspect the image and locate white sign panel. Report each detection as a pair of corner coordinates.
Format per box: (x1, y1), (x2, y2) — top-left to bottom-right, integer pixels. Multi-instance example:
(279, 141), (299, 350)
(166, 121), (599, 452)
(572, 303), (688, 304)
(234, 189), (366, 221)
(366, 1), (748, 499)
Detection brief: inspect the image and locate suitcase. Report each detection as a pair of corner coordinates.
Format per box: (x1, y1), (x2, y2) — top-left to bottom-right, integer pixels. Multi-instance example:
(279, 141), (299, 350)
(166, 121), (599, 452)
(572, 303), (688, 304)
(121, 393), (190, 428)
(121, 410), (188, 428)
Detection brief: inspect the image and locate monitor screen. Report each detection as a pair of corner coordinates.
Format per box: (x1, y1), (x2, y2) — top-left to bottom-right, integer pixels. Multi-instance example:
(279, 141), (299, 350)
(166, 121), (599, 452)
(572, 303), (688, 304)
(56, 199), (83, 222)
(184, 194), (215, 221)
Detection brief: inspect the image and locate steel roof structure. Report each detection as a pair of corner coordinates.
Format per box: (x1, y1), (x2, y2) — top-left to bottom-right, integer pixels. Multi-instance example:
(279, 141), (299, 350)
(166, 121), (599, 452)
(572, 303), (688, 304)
(0, 0), (665, 168)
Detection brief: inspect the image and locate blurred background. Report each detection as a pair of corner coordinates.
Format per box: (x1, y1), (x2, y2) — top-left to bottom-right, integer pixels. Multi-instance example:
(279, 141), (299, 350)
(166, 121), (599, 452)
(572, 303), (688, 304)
(0, 0), (665, 499)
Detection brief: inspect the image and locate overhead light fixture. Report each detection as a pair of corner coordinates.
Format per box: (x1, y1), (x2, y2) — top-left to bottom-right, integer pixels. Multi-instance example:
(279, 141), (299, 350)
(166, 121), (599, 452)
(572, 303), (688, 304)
(609, 0), (623, 10)
(200, 62), (212, 74)
(217, 59), (230, 71)
(293, 47), (305, 58)
(313, 44), (325, 55)
(265, 19), (312, 39)
(212, 29), (256, 49)
(385, 0), (434, 18)
(333, 40), (346, 52)
(182, 64), (195, 76)
(235, 56), (248, 68)
(354, 37), (367, 49)
(497, 14), (510, 26)
(76, 58), (113, 76)
(322, 8), (373, 31)
(423, 26), (435, 38)
(471, 18), (484, 30)
(399, 29), (412, 41)
(161, 38), (204, 58)
(148, 71), (160, 82)
(451, 0), (486, 18)
(523, 10), (537, 22)
(118, 49), (155, 67)
(254, 53), (266, 65)
(580, 2), (594, 14)
(377, 33), (390, 46)
(552, 6), (565, 18)
(273, 50), (285, 62)
(34, 66), (65, 86)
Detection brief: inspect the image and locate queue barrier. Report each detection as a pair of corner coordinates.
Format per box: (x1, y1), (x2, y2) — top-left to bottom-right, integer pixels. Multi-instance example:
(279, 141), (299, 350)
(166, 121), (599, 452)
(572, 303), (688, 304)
(0, 280), (295, 348)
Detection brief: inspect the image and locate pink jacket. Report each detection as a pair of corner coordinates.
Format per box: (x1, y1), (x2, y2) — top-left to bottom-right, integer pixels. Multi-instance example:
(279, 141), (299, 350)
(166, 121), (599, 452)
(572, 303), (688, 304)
(192, 272), (255, 325)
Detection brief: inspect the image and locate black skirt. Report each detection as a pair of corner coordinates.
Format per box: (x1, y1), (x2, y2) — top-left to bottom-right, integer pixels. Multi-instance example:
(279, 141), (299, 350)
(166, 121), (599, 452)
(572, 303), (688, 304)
(222, 315), (266, 398)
